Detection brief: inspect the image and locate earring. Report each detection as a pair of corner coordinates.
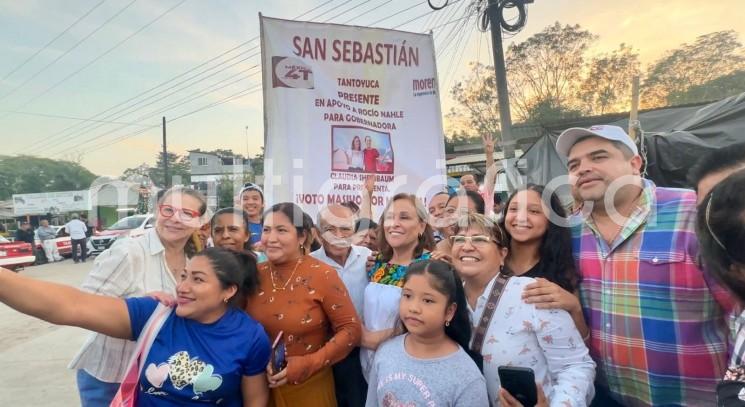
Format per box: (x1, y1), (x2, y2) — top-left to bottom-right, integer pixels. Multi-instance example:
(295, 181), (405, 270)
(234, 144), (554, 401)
(223, 297), (229, 304)
(445, 320), (450, 327)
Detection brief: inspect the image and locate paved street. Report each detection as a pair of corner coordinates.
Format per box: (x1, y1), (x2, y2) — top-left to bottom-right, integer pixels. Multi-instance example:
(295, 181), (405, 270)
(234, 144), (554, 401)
(0, 260), (95, 406)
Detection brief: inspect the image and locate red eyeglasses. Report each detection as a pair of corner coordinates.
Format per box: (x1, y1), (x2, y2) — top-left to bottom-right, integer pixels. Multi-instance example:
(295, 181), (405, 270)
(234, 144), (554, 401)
(159, 204), (200, 222)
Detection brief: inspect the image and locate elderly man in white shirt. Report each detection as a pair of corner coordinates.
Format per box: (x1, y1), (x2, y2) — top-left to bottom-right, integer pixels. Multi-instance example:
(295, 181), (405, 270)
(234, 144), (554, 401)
(65, 214), (88, 263)
(311, 204), (371, 407)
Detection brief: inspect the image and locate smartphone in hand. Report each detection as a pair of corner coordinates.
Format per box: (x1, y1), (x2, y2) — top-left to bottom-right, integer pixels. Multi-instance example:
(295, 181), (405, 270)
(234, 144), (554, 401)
(271, 331), (287, 373)
(498, 366), (537, 407)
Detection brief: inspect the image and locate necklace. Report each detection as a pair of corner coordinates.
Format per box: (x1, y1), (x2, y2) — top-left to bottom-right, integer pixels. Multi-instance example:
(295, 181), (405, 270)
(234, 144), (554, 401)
(269, 257), (302, 292)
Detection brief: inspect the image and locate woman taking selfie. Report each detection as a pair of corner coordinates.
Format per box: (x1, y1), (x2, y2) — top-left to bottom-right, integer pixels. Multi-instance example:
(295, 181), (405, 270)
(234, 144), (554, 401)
(244, 203), (361, 407)
(0, 247), (271, 406)
(70, 186), (208, 406)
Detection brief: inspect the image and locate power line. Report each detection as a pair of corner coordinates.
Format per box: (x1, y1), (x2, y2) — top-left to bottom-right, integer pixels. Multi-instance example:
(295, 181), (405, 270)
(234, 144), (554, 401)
(37, 51), (261, 154)
(0, 110), (153, 126)
(20, 0), (343, 154)
(22, 45), (261, 153)
(41, 0), (445, 156)
(45, 67), (261, 157)
(0, 0), (139, 104)
(6, 0), (187, 118)
(307, 0), (354, 21)
(342, 0), (394, 25)
(321, 0), (364, 23)
(0, 0), (108, 84)
(369, 1), (424, 26)
(72, 84), (262, 156)
(294, 0), (338, 19)
(392, 0), (464, 30)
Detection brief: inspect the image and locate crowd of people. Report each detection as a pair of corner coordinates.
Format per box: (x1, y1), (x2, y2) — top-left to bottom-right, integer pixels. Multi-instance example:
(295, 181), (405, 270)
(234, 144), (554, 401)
(1, 126), (745, 406)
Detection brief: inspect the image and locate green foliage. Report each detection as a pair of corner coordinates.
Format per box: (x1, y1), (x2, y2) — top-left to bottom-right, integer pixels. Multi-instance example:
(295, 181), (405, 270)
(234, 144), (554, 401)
(506, 22), (597, 121)
(578, 44), (641, 115)
(147, 151), (191, 187)
(0, 155), (98, 200)
(251, 146), (264, 176)
(524, 99), (584, 125)
(667, 70), (745, 105)
(450, 25), (743, 141)
(642, 30), (745, 108)
(448, 23), (599, 138)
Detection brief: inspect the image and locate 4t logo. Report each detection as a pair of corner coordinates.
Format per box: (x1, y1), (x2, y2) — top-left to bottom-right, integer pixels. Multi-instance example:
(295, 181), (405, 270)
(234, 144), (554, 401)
(272, 57), (314, 89)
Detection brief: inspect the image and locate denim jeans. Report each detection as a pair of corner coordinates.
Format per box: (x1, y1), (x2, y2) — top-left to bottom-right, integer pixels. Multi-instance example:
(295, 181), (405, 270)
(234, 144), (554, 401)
(76, 369), (120, 407)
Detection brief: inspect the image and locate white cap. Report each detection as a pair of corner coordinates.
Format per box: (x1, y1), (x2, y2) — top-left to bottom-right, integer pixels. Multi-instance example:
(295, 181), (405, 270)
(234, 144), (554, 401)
(556, 125), (638, 158)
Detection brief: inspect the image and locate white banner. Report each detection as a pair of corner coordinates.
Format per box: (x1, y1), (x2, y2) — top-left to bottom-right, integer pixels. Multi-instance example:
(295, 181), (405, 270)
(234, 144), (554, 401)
(13, 190), (91, 216)
(261, 16), (446, 218)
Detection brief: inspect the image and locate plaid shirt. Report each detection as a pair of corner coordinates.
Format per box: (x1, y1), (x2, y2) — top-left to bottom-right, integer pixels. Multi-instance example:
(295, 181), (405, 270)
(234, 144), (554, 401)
(572, 179), (734, 406)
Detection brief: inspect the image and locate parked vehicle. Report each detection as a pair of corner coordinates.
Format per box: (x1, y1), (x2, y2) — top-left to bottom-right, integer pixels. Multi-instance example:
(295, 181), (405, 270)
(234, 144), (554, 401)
(90, 214), (154, 254)
(35, 226), (72, 259)
(0, 236), (36, 270)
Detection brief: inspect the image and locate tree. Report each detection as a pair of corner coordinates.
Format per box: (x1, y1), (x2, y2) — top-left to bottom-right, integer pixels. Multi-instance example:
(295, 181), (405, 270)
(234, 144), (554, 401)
(578, 44), (641, 115)
(448, 23), (597, 134)
(251, 146), (264, 177)
(147, 152), (191, 187)
(121, 163), (152, 182)
(666, 70), (745, 105)
(506, 22), (597, 121)
(447, 62), (502, 141)
(0, 155), (98, 200)
(642, 30), (745, 108)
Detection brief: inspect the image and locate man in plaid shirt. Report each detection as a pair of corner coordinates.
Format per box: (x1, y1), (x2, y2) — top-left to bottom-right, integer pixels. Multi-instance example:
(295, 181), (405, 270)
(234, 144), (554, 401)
(556, 125), (734, 406)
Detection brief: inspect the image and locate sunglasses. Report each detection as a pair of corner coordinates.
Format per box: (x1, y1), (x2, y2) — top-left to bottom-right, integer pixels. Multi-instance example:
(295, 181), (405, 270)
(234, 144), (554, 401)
(159, 204), (200, 222)
(450, 234), (500, 247)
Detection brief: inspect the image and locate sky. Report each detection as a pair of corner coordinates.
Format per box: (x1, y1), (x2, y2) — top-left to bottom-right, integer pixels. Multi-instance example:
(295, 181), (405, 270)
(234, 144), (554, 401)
(1, 0), (743, 177)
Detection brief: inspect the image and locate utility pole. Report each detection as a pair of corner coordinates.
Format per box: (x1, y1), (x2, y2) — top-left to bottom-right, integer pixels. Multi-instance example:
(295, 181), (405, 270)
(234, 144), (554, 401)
(486, 0), (515, 160)
(162, 116), (169, 188)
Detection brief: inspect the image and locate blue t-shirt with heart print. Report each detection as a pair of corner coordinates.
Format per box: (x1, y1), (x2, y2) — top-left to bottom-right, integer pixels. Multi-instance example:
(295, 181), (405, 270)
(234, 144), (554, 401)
(126, 297), (271, 406)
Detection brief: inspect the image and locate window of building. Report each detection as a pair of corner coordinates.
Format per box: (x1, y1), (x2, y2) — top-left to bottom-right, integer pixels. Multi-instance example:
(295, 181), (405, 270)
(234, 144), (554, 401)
(197, 157), (208, 166)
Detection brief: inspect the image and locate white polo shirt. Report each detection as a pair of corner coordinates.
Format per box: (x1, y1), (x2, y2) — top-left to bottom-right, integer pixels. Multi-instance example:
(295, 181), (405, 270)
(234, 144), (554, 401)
(65, 219), (88, 240)
(311, 244), (371, 317)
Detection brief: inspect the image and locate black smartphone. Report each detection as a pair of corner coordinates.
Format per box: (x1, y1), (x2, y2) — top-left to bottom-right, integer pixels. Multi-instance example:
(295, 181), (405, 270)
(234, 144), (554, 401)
(498, 366), (537, 407)
(271, 331), (287, 373)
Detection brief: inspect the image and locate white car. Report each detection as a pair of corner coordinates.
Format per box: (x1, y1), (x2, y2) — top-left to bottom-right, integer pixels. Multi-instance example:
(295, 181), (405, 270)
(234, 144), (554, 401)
(90, 214), (154, 254)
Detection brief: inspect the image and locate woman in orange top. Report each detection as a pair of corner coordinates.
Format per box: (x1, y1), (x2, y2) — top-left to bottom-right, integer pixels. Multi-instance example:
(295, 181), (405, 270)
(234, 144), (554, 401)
(245, 202), (361, 407)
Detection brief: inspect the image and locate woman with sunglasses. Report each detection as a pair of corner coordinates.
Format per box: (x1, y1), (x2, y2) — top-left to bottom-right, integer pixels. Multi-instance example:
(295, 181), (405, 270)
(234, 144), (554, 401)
(452, 213), (595, 406)
(70, 186), (208, 407)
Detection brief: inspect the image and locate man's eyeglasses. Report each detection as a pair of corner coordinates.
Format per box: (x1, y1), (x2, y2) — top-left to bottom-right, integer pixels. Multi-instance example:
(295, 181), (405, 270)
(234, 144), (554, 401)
(159, 204), (200, 222)
(450, 235), (499, 247)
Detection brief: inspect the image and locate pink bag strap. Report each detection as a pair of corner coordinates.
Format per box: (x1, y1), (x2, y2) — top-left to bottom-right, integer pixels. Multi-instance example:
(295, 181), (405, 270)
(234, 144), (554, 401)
(110, 303), (173, 407)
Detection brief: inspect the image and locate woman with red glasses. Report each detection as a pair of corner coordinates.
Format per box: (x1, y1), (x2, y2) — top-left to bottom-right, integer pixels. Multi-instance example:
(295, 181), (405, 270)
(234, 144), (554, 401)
(70, 186), (208, 407)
